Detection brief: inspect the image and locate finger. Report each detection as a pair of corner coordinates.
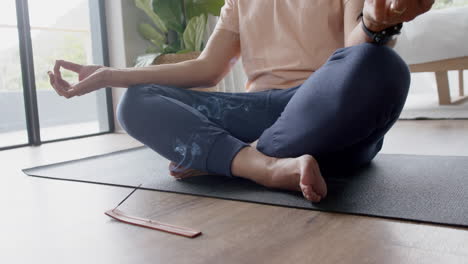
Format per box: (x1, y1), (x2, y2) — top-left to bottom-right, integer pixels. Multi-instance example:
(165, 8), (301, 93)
(373, 0), (387, 22)
(390, 0), (407, 18)
(50, 70), (75, 98)
(48, 71), (60, 92)
(51, 69), (71, 92)
(48, 71), (69, 97)
(47, 71), (55, 87)
(57, 79), (73, 95)
(67, 74), (98, 97)
(391, 0), (403, 11)
(53, 60), (63, 81)
(59, 77), (72, 89)
(59, 60), (83, 73)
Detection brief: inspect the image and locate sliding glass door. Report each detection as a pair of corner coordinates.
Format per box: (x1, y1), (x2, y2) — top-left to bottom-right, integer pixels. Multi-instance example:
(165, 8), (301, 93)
(0, 0), (113, 150)
(0, 1), (28, 148)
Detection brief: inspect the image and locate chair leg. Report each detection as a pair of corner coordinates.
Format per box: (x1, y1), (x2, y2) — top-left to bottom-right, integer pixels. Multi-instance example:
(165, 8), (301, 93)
(459, 70), (464, 97)
(435, 71), (451, 105)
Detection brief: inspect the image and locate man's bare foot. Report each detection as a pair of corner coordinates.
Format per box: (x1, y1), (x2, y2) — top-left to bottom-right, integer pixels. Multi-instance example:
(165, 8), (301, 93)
(266, 155), (327, 202)
(168, 162), (211, 179)
(170, 148), (328, 202)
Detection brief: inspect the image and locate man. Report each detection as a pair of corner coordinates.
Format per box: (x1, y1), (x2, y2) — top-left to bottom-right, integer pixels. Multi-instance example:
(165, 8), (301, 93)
(48, 0), (434, 202)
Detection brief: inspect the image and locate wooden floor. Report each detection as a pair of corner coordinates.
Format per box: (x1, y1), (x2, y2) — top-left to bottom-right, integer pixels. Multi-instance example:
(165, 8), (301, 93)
(1, 120), (468, 264)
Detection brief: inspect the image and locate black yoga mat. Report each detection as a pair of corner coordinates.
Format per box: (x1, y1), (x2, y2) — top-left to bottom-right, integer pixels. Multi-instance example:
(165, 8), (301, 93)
(23, 146), (468, 227)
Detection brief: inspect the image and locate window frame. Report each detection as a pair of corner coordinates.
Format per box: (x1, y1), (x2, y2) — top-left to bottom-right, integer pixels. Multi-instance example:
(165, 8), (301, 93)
(0, 0), (114, 151)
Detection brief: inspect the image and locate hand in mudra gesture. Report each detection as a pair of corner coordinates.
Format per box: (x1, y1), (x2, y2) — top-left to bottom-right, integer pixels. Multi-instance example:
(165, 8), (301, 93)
(363, 0), (435, 31)
(48, 60), (109, 98)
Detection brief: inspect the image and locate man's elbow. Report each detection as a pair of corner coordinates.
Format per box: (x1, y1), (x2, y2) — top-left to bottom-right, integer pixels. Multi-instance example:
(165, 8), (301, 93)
(195, 58), (229, 87)
(205, 73), (221, 87)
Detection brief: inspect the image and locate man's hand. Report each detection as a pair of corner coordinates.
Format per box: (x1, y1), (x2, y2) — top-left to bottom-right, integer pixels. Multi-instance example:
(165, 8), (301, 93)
(47, 60), (109, 99)
(363, 0), (434, 31)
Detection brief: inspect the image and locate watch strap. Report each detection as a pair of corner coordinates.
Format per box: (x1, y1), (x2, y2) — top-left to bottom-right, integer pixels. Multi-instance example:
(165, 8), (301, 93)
(358, 12), (403, 45)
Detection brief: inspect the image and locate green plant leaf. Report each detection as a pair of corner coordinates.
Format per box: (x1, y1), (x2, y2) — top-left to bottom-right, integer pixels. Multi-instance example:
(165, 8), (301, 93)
(152, 0), (184, 33)
(176, 49), (192, 54)
(150, 39), (165, 50)
(134, 53), (161, 67)
(162, 44), (179, 54)
(184, 0), (224, 20)
(138, 23), (166, 47)
(183, 14), (206, 52)
(135, 0), (167, 33)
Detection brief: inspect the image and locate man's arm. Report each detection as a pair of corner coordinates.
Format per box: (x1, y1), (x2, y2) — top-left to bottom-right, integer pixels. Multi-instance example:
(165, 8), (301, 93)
(344, 0), (386, 47)
(344, 0), (434, 47)
(111, 29), (241, 88)
(49, 29), (240, 98)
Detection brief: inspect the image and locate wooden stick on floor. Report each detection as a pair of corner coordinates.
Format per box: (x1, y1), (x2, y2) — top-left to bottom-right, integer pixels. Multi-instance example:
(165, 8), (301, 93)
(105, 209), (202, 238)
(105, 185), (202, 238)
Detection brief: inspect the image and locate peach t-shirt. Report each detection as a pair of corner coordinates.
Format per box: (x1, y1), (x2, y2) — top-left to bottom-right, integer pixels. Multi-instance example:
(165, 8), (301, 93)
(215, 0), (346, 92)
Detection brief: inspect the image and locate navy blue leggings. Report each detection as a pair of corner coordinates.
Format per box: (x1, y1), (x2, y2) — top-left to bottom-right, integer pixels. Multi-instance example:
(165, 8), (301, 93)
(117, 43), (410, 177)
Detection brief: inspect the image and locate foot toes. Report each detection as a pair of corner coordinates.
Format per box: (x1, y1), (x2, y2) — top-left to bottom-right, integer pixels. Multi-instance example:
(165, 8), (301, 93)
(301, 185), (322, 202)
(172, 168), (209, 180)
(306, 192), (321, 202)
(170, 169), (186, 178)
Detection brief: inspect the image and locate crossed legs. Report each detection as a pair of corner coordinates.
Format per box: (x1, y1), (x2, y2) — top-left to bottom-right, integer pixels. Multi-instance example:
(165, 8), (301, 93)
(117, 43), (410, 202)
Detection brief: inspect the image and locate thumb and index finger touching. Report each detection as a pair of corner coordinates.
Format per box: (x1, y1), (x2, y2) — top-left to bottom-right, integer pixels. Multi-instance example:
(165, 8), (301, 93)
(53, 59), (83, 78)
(50, 59), (82, 87)
(48, 60), (84, 98)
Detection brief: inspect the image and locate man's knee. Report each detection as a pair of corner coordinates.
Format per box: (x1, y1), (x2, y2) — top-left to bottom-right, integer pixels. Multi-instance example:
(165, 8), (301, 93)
(117, 84), (177, 133)
(327, 43), (411, 114)
(350, 43), (410, 99)
(116, 84), (153, 132)
(116, 90), (135, 132)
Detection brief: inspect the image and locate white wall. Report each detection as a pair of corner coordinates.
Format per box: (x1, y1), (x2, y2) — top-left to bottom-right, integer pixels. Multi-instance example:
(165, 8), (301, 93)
(105, 0), (150, 131)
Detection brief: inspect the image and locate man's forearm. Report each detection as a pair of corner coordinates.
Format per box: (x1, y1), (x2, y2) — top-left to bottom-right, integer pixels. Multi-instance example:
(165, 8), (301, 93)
(107, 58), (218, 89)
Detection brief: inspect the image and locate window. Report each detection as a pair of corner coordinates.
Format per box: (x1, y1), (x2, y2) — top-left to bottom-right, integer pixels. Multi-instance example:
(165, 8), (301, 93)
(0, 1), (28, 148)
(0, 0), (113, 150)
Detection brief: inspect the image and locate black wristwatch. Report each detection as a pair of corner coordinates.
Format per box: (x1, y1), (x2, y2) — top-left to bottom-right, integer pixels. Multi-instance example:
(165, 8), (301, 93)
(357, 12), (403, 45)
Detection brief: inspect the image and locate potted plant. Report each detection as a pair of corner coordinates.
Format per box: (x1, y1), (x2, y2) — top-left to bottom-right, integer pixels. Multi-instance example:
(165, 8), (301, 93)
(134, 0), (224, 67)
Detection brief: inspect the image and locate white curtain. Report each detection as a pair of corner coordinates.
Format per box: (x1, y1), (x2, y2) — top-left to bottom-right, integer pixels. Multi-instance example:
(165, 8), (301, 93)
(204, 15), (248, 93)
